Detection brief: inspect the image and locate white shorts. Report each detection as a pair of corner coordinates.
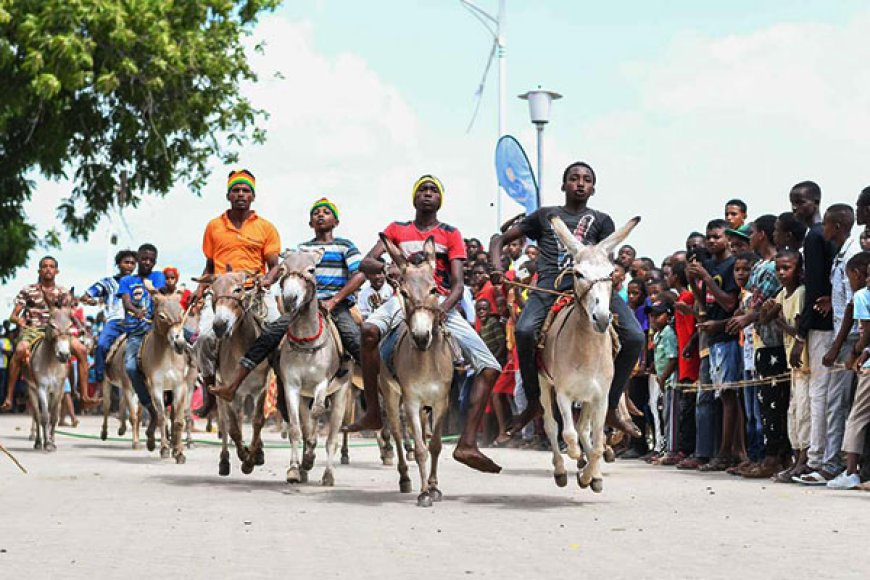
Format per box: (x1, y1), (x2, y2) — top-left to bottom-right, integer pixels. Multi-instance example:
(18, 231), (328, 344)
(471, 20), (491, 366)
(366, 296), (500, 374)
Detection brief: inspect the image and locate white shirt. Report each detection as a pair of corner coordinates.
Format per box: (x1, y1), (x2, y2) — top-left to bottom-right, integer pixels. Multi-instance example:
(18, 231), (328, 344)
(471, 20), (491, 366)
(357, 282), (394, 320)
(831, 236), (860, 335)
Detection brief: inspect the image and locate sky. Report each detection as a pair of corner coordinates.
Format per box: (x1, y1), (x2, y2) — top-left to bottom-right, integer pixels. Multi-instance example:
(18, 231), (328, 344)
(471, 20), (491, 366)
(4, 0), (870, 307)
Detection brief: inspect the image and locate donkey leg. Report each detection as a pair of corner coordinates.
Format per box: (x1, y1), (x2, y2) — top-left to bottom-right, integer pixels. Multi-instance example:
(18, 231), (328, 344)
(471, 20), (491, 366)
(127, 386), (140, 449)
(173, 385), (188, 464)
(38, 388), (52, 451)
(47, 389), (62, 451)
(427, 400), (448, 502)
(556, 391), (582, 460)
(405, 400), (432, 507)
(322, 385), (348, 487)
(283, 385), (304, 483)
(540, 380), (567, 487)
(340, 389), (353, 465)
(300, 397), (317, 476)
(217, 401), (231, 476)
(383, 387), (410, 493)
(581, 396), (607, 493)
(242, 388), (267, 474)
(100, 380), (111, 440)
(575, 402), (594, 470)
(27, 388), (42, 450)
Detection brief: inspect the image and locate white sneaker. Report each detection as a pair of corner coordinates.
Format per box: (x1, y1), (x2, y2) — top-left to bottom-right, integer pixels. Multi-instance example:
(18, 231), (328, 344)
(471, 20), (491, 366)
(826, 472), (861, 490)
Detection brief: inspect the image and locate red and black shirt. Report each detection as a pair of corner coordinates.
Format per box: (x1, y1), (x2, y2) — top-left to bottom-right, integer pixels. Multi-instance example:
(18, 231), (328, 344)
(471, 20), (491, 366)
(382, 221), (466, 295)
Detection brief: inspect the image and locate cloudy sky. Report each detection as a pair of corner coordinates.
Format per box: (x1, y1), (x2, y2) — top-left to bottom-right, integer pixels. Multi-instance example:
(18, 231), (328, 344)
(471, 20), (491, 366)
(5, 0), (870, 305)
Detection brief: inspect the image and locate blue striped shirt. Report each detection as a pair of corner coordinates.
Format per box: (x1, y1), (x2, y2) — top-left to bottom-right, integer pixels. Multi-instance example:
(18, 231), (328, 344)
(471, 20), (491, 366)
(87, 275), (124, 321)
(297, 238), (361, 302)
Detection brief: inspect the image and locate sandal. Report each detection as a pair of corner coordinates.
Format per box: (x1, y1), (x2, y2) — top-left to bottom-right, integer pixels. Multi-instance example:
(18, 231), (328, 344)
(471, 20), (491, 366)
(742, 463), (781, 479)
(698, 456), (737, 472)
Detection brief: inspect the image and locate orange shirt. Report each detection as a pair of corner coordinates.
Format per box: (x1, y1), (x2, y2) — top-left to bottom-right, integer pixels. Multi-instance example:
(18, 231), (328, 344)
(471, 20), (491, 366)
(202, 211), (281, 275)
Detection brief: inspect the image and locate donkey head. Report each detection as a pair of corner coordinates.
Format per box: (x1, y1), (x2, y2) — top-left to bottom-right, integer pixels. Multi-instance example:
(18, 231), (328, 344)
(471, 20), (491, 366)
(278, 249), (324, 315)
(45, 305), (75, 364)
(549, 215), (641, 333)
(153, 295), (186, 354)
(210, 271), (250, 339)
(381, 234), (440, 351)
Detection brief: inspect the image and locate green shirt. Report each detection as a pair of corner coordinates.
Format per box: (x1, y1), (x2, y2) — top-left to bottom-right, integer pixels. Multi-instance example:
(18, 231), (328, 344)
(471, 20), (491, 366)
(653, 325), (678, 389)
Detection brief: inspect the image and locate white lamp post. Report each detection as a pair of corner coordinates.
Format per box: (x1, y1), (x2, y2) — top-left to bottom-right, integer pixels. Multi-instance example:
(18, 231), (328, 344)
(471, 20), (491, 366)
(518, 86), (561, 203)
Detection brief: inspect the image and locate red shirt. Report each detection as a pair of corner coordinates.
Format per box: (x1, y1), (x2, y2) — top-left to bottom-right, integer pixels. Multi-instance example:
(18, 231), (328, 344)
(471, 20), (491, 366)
(675, 290), (700, 382)
(382, 221), (466, 294)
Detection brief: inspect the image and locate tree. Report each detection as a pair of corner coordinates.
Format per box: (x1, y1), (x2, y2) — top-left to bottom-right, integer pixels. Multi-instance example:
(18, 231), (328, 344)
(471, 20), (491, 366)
(0, 0), (280, 280)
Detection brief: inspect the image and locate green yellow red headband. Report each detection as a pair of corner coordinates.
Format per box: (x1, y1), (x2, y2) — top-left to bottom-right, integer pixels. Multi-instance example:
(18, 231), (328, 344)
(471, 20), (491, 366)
(310, 197), (339, 221)
(227, 170), (255, 193)
(412, 175), (444, 208)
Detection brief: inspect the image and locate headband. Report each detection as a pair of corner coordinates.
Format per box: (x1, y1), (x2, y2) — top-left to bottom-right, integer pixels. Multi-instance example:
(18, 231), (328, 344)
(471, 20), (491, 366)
(227, 170), (255, 193)
(310, 197), (339, 221)
(412, 175), (444, 208)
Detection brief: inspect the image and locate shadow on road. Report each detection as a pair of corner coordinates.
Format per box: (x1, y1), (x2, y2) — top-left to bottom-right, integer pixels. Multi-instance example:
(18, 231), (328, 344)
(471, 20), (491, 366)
(317, 488), (598, 509)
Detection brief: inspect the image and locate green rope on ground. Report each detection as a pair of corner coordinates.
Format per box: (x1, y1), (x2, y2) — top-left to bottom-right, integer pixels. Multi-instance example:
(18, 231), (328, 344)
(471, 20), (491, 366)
(54, 429), (459, 449)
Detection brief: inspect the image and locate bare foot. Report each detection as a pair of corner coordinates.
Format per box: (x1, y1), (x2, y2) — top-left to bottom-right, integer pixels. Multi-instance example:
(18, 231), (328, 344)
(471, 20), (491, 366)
(453, 445), (502, 474)
(341, 412), (382, 433)
(1, 399), (12, 412)
(81, 396), (102, 409)
(605, 408), (641, 438)
(208, 384), (237, 403)
(505, 399), (543, 436)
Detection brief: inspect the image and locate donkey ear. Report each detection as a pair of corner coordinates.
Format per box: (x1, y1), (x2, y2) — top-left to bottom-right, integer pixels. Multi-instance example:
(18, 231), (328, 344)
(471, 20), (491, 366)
(598, 216), (642, 256)
(548, 215), (582, 258)
(379, 233), (407, 268)
(423, 236), (437, 270)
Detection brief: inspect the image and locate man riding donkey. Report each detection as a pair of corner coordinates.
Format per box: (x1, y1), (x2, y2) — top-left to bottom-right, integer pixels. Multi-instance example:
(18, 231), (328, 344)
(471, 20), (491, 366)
(489, 161), (645, 440)
(210, 197), (365, 406)
(343, 175), (504, 474)
(193, 169), (282, 418)
(2, 256), (98, 411)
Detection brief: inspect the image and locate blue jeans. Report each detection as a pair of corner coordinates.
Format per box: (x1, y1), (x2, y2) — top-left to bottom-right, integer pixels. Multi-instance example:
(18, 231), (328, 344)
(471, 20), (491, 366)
(94, 319), (125, 382)
(695, 357), (719, 459)
(125, 333), (152, 408)
(743, 380), (764, 462)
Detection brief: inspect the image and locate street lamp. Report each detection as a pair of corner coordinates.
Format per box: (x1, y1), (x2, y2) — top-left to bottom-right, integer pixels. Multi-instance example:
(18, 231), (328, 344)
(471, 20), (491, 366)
(518, 86), (562, 205)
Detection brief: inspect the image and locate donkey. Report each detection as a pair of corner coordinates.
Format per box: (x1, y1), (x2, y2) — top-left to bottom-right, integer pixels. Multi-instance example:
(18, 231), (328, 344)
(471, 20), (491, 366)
(139, 295), (190, 462)
(379, 236), (454, 508)
(100, 336), (140, 448)
(25, 291), (77, 451)
(208, 271), (272, 476)
(277, 249), (351, 487)
(539, 215), (640, 492)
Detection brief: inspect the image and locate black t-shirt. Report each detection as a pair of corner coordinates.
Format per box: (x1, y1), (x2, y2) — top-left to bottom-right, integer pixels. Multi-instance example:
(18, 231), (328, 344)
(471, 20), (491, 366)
(518, 206), (615, 281)
(702, 255), (738, 344)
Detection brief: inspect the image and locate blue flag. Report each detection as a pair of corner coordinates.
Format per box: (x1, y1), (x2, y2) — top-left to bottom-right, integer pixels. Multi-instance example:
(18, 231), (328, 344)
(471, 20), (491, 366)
(495, 135), (538, 214)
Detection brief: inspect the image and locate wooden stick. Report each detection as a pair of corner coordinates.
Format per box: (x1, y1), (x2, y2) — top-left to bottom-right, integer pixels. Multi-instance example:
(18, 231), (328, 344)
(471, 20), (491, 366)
(0, 442), (27, 474)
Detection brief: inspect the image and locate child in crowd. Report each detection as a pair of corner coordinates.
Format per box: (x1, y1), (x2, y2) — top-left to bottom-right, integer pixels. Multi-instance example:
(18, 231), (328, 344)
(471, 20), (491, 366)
(733, 252), (764, 472)
(477, 298), (511, 446)
(650, 302), (678, 463)
(623, 278), (651, 459)
(760, 250), (810, 482)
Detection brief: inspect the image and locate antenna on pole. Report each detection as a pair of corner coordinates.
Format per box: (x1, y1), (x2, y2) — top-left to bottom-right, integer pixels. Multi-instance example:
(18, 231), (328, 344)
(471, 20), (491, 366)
(460, 0), (507, 228)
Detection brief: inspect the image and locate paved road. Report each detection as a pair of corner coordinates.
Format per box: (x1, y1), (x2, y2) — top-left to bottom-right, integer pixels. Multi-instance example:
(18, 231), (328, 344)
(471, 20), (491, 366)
(1, 415), (867, 579)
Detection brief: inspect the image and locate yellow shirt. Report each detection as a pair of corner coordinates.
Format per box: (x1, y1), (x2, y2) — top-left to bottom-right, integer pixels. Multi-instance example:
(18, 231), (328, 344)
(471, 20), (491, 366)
(776, 285), (809, 371)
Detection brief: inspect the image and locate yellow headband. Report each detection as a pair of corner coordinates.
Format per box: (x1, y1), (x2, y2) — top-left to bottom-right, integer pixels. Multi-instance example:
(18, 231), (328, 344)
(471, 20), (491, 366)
(412, 175), (444, 208)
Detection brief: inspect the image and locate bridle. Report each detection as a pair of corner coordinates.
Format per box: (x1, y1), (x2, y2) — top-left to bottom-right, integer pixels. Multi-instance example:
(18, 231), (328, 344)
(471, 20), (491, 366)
(553, 265), (614, 302)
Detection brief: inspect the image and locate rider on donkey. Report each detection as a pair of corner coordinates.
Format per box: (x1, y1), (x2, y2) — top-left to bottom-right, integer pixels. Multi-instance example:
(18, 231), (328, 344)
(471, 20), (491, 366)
(193, 169), (282, 417)
(343, 175), (503, 474)
(209, 196), (366, 401)
(489, 161), (645, 438)
(2, 256), (97, 410)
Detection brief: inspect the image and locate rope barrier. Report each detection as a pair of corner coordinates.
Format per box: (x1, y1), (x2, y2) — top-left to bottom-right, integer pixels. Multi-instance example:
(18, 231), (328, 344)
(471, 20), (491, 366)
(673, 365), (861, 392)
(53, 429), (459, 449)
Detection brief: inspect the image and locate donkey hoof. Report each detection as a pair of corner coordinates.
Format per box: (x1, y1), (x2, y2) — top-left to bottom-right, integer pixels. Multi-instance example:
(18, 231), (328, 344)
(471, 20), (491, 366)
(428, 487), (443, 502)
(160, 448), (170, 459)
(132, 442), (140, 450)
(241, 461), (254, 475)
(603, 447), (616, 463)
(237, 445), (250, 463)
(100, 428), (108, 441)
(299, 470), (309, 483)
(254, 448), (265, 466)
(44, 442), (57, 452)
(301, 454), (315, 472)
(340, 453), (350, 465)
(381, 456), (393, 467)
(219, 460), (231, 477)
(416, 493), (433, 508)
(576, 456), (588, 470)
(554, 473), (568, 488)
(175, 454), (186, 465)
(590, 478), (604, 493)
(118, 424), (127, 437)
(577, 472), (589, 488)
(321, 471), (335, 487)
(33, 440), (42, 450)
(399, 479), (412, 493)
(146, 437), (156, 452)
(286, 468), (302, 484)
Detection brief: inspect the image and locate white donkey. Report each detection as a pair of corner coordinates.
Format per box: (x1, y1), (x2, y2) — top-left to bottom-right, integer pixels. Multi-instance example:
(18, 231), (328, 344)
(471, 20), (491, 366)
(539, 215), (640, 492)
(24, 291), (76, 451)
(277, 249), (351, 487)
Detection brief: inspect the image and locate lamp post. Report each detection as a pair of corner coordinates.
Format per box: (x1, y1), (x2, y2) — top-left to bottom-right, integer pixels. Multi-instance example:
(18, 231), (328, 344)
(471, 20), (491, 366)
(518, 87), (561, 206)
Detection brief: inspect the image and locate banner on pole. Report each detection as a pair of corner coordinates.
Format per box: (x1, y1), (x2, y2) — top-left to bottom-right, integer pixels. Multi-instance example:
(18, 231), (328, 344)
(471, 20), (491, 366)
(495, 135), (539, 215)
